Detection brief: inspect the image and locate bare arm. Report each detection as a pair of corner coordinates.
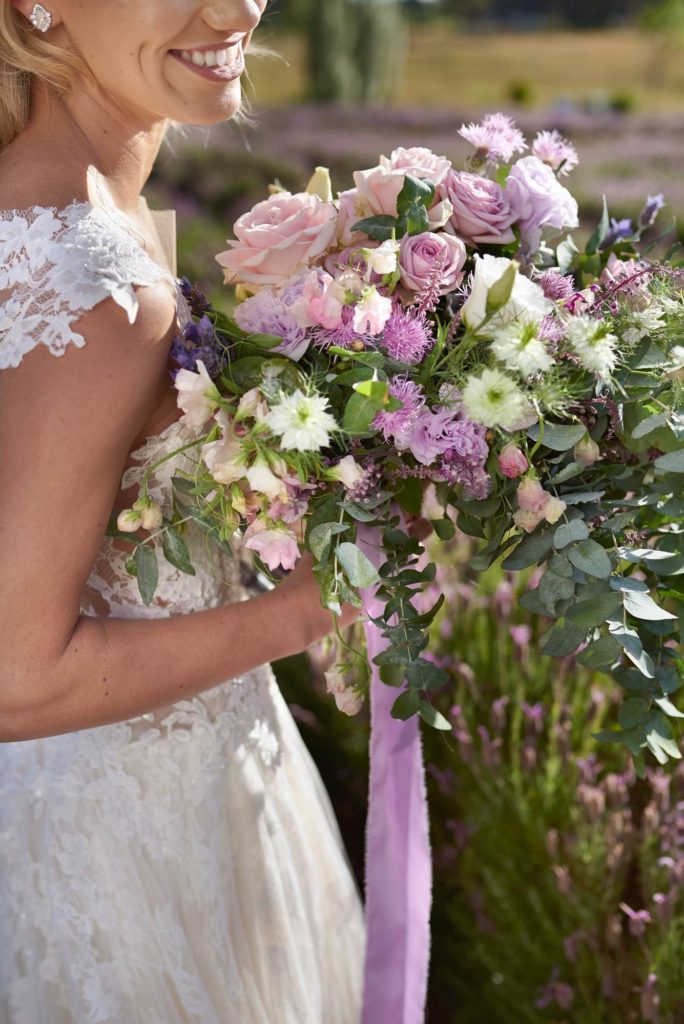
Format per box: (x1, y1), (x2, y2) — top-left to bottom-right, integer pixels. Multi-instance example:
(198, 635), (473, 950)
(0, 287), (350, 742)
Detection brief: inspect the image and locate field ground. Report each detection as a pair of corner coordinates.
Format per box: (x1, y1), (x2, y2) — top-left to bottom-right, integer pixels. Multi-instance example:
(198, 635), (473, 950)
(248, 25), (684, 113)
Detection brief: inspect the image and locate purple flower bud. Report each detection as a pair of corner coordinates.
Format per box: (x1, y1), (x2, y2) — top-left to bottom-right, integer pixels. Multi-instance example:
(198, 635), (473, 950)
(599, 217), (634, 250)
(638, 193), (666, 232)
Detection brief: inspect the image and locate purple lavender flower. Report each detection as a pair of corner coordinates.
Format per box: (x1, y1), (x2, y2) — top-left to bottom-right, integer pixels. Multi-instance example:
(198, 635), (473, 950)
(638, 193), (666, 232)
(380, 305), (435, 365)
(599, 216), (634, 250)
(179, 277), (211, 317)
(170, 314), (225, 380)
(619, 903), (652, 938)
(372, 375), (426, 440)
(535, 969), (574, 1011)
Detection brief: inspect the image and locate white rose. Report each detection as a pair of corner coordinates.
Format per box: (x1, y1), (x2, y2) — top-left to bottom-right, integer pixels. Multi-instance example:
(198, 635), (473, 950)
(461, 254), (553, 333)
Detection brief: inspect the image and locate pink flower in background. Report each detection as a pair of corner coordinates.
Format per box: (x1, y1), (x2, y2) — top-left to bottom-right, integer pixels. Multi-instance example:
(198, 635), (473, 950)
(216, 191), (337, 288)
(532, 129), (579, 176)
(498, 443), (528, 478)
(619, 903), (653, 939)
(380, 146), (452, 190)
(506, 156), (579, 249)
(441, 171), (516, 246)
(459, 112), (527, 164)
(243, 519), (300, 571)
(399, 231), (467, 296)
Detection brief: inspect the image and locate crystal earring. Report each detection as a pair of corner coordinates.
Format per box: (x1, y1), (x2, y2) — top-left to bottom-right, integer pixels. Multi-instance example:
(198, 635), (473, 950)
(29, 3), (52, 32)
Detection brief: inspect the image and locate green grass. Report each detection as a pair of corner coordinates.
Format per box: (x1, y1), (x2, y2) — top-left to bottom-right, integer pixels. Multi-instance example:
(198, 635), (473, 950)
(248, 24), (684, 112)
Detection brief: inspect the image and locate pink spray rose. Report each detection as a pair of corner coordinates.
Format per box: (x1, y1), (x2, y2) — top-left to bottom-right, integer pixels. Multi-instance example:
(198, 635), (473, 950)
(506, 156), (579, 250)
(216, 191), (338, 289)
(379, 146), (452, 190)
(243, 519), (300, 571)
(399, 231), (467, 296)
(514, 476), (567, 532)
(498, 443), (529, 479)
(441, 171), (516, 246)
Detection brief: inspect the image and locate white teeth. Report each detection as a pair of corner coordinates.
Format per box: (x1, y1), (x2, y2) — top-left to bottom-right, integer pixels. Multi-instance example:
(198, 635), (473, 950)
(177, 46), (238, 69)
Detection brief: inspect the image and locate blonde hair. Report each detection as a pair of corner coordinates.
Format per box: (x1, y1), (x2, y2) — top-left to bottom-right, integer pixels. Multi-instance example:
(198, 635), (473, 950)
(0, 3), (279, 148)
(0, 2), (87, 148)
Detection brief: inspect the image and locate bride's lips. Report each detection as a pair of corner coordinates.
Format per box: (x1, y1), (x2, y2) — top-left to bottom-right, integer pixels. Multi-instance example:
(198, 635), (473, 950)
(169, 47), (245, 82)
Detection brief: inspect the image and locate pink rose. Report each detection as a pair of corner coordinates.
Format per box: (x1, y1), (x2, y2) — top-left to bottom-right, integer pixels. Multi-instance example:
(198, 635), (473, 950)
(336, 163), (407, 245)
(399, 231), (467, 296)
(516, 476), (549, 513)
(216, 191), (338, 289)
(440, 170), (516, 246)
(380, 146), (452, 190)
(505, 156), (579, 250)
(498, 444), (529, 479)
(243, 519), (300, 571)
(514, 476), (567, 532)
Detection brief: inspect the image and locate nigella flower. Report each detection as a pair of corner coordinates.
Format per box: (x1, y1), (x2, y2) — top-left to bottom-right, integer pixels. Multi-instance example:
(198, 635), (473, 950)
(531, 129), (579, 176)
(381, 304), (435, 364)
(372, 375), (426, 441)
(459, 112), (527, 165)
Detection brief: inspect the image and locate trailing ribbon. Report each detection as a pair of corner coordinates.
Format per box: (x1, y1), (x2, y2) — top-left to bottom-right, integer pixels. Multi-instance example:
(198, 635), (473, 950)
(357, 522), (432, 1024)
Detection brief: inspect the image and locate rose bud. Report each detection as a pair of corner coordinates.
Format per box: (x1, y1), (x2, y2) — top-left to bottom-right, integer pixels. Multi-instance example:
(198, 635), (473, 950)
(498, 443), (529, 479)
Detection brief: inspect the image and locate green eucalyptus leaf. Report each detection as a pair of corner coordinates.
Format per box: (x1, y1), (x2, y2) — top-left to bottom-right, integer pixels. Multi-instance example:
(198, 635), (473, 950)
(655, 696), (684, 719)
(610, 576), (649, 593)
(623, 590), (677, 621)
(567, 591), (623, 628)
(632, 412), (670, 439)
(502, 528), (555, 570)
(538, 571), (575, 615)
(309, 522), (349, 561)
(567, 539), (612, 579)
(577, 634), (622, 669)
(554, 520), (590, 550)
(162, 528), (196, 576)
(430, 517), (456, 541)
(527, 422), (587, 452)
(391, 689), (421, 720)
(417, 700), (452, 731)
(655, 450), (684, 474)
(540, 620), (587, 657)
(608, 623), (655, 678)
(336, 542), (380, 588)
(618, 696), (651, 730)
(134, 543), (159, 606)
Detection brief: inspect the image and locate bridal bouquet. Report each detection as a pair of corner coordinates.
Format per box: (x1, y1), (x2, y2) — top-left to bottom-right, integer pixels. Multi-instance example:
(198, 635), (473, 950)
(113, 114), (684, 769)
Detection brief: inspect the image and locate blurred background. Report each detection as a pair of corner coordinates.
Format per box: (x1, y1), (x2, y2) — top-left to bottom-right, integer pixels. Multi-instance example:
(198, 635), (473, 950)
(149, 3), (684, 1020)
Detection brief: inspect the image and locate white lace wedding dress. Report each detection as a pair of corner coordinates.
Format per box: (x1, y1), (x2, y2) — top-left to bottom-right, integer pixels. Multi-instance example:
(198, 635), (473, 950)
(0, 200), (366, 1024)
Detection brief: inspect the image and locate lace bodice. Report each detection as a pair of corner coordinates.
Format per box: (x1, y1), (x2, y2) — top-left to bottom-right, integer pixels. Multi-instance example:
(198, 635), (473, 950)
(0, 199), (177, 369)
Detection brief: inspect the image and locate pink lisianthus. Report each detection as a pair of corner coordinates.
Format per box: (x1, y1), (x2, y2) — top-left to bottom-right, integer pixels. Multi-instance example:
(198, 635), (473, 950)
(514, 476), (567, 532)
(498, 444), (529, 479)
(353, 288), (393, 336)
(216, 191), (338, 289)
(176, 360), (220, 429)
(243, 518), (300, 571)
(441, 171), (516, 246)
(506, 156), (579, 250)
(399, 231), (467, 296)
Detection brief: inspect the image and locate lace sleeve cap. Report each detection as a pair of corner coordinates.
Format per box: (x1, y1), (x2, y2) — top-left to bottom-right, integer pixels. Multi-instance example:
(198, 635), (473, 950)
(0, 203), (175, 370)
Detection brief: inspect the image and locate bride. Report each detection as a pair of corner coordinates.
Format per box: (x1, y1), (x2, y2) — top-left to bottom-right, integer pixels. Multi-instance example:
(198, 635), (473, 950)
(0, 1), (368, 1021)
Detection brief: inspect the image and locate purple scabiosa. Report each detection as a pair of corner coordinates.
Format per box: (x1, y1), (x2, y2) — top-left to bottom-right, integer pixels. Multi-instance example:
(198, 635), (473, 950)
(380, 304), (435, 364)
(538, 270), (575, 302)
(234, 288), (309, 362)
(532, 129), (579, 176)
(372, 375), (426, 441)
(459, 112), (527, 165)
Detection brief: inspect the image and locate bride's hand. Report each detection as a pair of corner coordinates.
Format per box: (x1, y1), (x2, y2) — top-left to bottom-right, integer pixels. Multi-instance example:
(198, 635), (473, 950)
(278, 551), (363, 644)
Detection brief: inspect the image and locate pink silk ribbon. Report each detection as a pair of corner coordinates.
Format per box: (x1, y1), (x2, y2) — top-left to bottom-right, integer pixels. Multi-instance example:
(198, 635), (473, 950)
(357, 522), (432, 1024)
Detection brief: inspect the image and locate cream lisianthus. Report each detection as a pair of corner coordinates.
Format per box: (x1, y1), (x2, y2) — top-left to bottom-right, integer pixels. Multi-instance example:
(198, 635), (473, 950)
(462, 368), (535, 431)
(461, 254), (553, 333)
(176, 360), (220, 429)
(266, 389), (338, 452)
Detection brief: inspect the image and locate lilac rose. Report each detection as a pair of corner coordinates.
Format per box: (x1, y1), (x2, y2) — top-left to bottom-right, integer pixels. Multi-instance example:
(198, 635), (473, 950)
(505, 156), (579, 250)
(440, 170), (516, 246)
(399, 231), (467, 296)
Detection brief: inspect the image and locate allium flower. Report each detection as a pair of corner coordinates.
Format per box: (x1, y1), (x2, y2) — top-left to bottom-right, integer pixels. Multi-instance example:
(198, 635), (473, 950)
(462, 368), (536, 431)
(531, 129), (579, 176)
(459, 112), (527, 164)
(175, 360), (221, 429)
(489, 320), (555, 377)
(372, 376), (426, 440)
(381, 305), (435, 364)
(564, 315), (618, 375)
(266, 389), (338, 451)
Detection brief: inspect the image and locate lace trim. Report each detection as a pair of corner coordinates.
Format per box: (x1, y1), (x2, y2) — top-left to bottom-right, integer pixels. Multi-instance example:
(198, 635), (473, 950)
(0, 201), (176, 370)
